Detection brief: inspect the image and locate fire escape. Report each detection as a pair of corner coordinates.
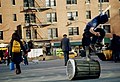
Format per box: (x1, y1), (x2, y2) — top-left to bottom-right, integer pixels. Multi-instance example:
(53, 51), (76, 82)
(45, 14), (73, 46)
(20, 0), (52, 41)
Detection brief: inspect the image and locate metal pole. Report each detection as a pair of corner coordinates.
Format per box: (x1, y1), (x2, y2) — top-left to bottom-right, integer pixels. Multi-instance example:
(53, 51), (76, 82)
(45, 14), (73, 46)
(100, 0), (102, 13)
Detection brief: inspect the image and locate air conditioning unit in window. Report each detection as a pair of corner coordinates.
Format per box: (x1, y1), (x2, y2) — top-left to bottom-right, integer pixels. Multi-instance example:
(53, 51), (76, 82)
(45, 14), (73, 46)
(73, 16), (78, 21)
(66, 21), (72, 26)
(85, 1), (90, 4)
(66, 6), (71, 10)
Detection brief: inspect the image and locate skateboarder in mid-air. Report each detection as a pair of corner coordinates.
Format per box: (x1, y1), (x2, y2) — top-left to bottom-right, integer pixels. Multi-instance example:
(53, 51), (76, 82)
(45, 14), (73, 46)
(82, 6), (110, 57)
(82, 13), (108, 50)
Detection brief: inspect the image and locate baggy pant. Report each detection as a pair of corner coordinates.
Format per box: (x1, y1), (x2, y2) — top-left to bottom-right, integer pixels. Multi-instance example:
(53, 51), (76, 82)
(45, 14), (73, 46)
(82, 28), (105, 48)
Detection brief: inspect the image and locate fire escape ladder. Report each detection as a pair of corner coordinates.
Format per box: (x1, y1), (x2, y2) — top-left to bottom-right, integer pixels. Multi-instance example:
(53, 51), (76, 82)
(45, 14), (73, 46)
(34, 0), (51, 26)
(36, 25), (48, 39)
(20, 0), (50, 40)
(35, 0), (51, 11)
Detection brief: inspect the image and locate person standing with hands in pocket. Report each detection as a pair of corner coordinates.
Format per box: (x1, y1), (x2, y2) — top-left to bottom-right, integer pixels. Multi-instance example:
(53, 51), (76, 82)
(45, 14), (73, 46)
(61, 34), (71, 66)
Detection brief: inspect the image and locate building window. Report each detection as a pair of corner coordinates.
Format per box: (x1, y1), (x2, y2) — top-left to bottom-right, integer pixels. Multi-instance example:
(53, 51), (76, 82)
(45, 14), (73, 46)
(67, 11), (78, 20)
(69, 27), (79, 35)
(0, 31), (3, 40)
(24, 0), (29, 7)
(98, 0), (109, 3)
(46, 0), (56, 7)
(24, 0), (35, 7)
(105, 10), (110, 18)
(25, 14), (36, 23)
(12, 0), (15, 5)
(46, 12), (57, 22)
(0, 15), (2, 23)
(26, 29), (31, 39)
(0, 0), (1, 7)
(119, 9), (120, 16)
(86, 10), (91, 19)
(48, 28), (58, 39)
(85, 0), (90, 4)
(67, 0), (77, 4)
(103, 25), (111, 33)
(13, 14), (17, 21)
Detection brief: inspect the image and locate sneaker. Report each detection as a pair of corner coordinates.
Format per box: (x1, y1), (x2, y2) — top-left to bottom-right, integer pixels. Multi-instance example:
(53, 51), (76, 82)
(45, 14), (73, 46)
(16, 69), (21, 74)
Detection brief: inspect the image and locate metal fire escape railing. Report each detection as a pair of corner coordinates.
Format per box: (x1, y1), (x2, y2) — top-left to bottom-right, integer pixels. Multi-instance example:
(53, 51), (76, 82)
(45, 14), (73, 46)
(20, 0), (52, 40)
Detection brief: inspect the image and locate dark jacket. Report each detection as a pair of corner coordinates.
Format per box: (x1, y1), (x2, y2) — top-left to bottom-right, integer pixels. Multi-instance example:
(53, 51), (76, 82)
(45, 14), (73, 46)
(84, 13), (108, 33)
(111, 34), (120, 51)
(9, 33), (27, 64)
(61, 37), (71, 52)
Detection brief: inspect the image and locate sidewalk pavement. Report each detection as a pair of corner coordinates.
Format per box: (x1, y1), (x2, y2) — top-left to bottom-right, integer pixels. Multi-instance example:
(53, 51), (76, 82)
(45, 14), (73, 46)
(0, 55), (120, 82)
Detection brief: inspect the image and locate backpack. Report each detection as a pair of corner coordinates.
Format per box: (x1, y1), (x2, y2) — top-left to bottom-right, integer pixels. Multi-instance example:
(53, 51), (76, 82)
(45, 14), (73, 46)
(12, 40), (21, 52)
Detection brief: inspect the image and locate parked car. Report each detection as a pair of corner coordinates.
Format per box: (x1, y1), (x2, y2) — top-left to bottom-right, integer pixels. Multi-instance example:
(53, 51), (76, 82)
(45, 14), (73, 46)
(58, 51), (77, 59)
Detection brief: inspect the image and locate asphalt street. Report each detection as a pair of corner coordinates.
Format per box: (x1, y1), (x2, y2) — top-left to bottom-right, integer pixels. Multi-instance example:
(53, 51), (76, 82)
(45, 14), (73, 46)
(0, 56), (120, 82)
